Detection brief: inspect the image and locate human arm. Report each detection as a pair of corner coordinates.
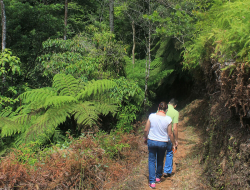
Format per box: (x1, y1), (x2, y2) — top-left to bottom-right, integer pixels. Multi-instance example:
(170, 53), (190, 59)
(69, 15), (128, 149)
(173, 123), (178, 147)
(144, 119), (150, 145)
(172, 112), (179, 147)
(167, 123), (175, 148)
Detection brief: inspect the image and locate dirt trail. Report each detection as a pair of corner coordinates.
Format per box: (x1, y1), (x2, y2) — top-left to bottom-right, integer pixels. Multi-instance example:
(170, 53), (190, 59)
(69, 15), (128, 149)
(115, 100), (212, 189)
(143, 119), (188, 190)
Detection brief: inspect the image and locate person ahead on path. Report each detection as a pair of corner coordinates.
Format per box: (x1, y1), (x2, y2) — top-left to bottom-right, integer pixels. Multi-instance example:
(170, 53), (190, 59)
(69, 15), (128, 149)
(163, 98), (179, 177)
(144, 102), (175, 189)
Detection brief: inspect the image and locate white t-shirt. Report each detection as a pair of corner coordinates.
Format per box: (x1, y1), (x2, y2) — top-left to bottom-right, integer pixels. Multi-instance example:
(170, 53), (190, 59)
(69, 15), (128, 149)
(147, 113), (172, 142)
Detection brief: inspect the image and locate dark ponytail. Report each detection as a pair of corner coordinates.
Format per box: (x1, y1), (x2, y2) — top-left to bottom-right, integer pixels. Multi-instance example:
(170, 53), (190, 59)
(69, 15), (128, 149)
(158, 101), (168, 111)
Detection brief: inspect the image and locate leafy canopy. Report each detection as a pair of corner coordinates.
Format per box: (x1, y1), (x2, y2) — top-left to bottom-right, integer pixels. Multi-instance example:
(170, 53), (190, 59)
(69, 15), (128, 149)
(183, 0), (250, 69)
(39, 23), (127, 82)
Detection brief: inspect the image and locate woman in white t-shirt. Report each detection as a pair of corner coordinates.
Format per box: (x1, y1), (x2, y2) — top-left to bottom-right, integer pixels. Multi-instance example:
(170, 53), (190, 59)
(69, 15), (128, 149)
(144, 102), (174, 189)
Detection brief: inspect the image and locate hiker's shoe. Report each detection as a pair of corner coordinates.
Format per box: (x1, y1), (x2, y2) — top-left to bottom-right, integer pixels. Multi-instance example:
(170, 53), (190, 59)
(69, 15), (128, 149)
(163, 173), (173, 177)
(149, 183), (156, 189)
(156, 178), (161, 183)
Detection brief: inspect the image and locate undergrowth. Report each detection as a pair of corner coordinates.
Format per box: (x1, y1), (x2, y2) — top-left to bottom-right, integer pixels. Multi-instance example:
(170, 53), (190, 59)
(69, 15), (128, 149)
(0, 129), (145, 189)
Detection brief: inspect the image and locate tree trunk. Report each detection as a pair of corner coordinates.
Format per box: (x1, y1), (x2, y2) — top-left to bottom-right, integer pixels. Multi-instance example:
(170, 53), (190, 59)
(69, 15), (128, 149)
(109, 0), (114, 33)
(0, 0), (6, 50)
(148, 0), (151, 88)
(132, 21), (135, 67)
(148, 24), (151, 81)
(64, 0), (68, 40)
(144, 52), (148, 111)
(0, 0), (6, 96)
(144, 0), (151, 110)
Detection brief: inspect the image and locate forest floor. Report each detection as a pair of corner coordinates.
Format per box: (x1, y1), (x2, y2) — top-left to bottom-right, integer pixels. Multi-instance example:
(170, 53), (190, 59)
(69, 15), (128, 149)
(111, 99), (213, 190)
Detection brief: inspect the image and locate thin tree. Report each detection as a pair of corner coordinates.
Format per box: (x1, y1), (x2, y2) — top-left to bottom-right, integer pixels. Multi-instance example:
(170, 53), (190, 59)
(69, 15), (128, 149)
(132, 20), (135, 66)
(0, 0), (6, 95)
(118, 0), (157, 109)
(0, 0), (6, 50)
(64, 0), (68, 40)
(109, 0), (114, 33)
(144, 0), (153, 110)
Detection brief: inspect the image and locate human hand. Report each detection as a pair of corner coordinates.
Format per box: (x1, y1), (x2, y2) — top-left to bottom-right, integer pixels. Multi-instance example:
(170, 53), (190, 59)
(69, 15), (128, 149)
(172, 145), (177, 153)
(175, 140), (178, 147)
(144, 137), (147, 145)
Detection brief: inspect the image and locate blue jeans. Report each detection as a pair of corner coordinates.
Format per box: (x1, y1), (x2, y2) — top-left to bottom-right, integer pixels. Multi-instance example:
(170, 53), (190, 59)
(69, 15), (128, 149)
(147, 139), (168, 183)
(163, 141), (173, 174)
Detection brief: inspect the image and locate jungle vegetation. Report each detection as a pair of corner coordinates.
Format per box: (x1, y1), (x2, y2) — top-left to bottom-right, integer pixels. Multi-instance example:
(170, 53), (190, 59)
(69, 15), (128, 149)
(0, 0), (249, 189)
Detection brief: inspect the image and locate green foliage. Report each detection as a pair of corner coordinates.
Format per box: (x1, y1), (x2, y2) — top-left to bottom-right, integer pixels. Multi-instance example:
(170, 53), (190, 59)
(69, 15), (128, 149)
(183, 0), (250, 69)
(39, 36), (98, 81)
(145, 0), (200, 50)
(14, 144), (38, 165)
(0, 49), (21, 77)
(111, 77), (144, 132)
(0, 74), (118, 146)
(0, 49), (24, 126)
(4, 0), (100, 88)
(125, 57), (174, 92)
(116, 104), (139, 132)
(96, 130), (130, 159)
(0, 49), (21, 100)
(39, 23), (127, 82)
(86, 23), (127, 76)
(77, 79), (117, 100)
(5, 0), (64, 76)
(0, 0), (206, 153)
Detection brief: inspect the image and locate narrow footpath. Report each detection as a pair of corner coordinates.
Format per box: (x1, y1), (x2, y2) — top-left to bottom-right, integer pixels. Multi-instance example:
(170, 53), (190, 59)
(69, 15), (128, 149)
(114, 100), (212, 190)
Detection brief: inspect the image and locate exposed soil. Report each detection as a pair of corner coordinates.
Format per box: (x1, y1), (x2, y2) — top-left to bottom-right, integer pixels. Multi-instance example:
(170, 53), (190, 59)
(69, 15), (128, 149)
(111, 99), (212, 190)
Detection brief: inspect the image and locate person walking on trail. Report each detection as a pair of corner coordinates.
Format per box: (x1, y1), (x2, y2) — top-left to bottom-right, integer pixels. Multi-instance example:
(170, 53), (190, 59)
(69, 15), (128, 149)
(163, 98), (179, 177)
(144, 102), (175, 189)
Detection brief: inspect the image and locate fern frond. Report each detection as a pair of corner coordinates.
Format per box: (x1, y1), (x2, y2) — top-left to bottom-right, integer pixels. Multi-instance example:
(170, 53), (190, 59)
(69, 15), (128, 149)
(94, 101), (118, 116)
(149, 69), (174, 86)
(53, 74), (79, 96)
(44, 96), (78, 109)
(73, 101), (99, 126)
(1, 113), (38, 138)
(13, 133), (27, 147)
(77, 79), (116, 100)
(150, 57), (163, 69)
(0, 108), (14, 117)
(19, 87), (57, 104)
(52, 129), (67, 143)
(14, 114), (36, 126)
(24, 104), (73, 143)
(0, 117), (22, 137)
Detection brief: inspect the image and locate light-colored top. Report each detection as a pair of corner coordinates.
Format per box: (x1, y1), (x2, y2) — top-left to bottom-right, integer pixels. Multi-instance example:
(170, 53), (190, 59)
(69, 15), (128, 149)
(148, 113), (172, 142)
(166, 104), (179, 124)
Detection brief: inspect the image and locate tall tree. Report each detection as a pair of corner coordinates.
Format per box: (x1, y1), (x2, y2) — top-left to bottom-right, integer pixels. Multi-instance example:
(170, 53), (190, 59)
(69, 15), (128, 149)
(116, 0), (160, 107)
(132, 20), (135, 66)
(64, 0), (68, 40)
(0, 0), (6, 96)
(109, 0), (114, 32)
(0, 0), (6, 51)
(144, 0), (152, 109)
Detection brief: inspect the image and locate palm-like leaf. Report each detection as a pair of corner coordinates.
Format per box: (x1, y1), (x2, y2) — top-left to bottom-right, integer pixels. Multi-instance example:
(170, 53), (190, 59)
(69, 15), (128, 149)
(24, 104), (73, 143)
(44, 96), (77, 109)
(19, 87), (57, 104)
(73, 101), (99, 126)
(53, 74), (79, 96)
(0, 118), (22, 137)
(77, 79), (116, 100)
(0, 74), (119, 146)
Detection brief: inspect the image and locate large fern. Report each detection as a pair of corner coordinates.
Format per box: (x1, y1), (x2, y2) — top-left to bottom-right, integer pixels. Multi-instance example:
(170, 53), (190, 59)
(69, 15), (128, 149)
(77, 79), (116, 100)
(0, 74), (118, 146)
(53, 74), (80, 96)
(125, 57), (174, 91)
(183, 0), (250, 68)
